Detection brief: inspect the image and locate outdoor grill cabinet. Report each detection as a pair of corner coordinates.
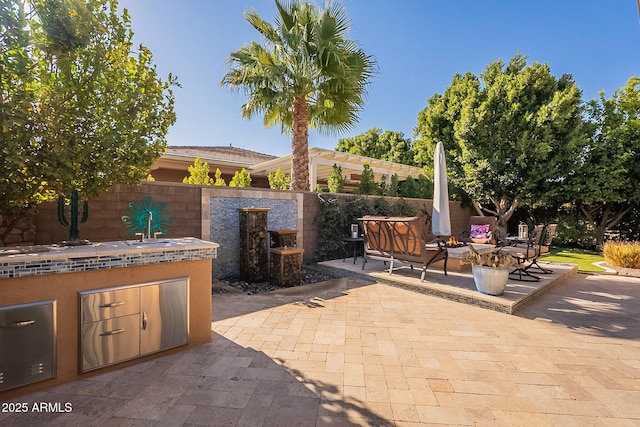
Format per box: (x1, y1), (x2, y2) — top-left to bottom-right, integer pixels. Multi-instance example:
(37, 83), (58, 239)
(79, 278), (189, 373)
(0, 300), (57, 392)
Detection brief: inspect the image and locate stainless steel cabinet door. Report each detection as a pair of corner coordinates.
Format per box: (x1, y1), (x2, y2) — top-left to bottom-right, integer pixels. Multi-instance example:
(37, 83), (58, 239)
(81, 314), (140, 372)
(0, 300), (56, 391)
(139, 279), (188, 356)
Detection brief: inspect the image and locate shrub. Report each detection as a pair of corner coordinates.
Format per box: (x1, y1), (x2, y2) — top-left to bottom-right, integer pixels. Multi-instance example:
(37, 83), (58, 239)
(314, 195), (418, 261)
(183, 157), (214, 185)
(327, 164), (345, 193)
(213, 168), (226, 186)
(388, 174), (400, 197)
(357, 163), (376, 195)
(229, 168), (251, 187)
(389, 199), (416, 217)
(314, 195), (345, 261)
(268, 168), (290, 190)
(554, 214), (595, 250)
(603, 241), (640, 269)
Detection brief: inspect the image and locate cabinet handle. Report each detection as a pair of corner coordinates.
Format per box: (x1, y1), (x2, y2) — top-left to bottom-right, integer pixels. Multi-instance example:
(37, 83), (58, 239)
(99, 302), (124, 308)
(142, 310), (148, 330)
(100, 328), (125, 336)
(0, 320), (35, 328)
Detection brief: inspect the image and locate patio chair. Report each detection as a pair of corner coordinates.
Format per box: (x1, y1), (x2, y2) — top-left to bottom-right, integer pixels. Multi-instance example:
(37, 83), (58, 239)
(501, 224), (544, 281)
(459, 216), (497, 245)
(527, 224), (557, 274)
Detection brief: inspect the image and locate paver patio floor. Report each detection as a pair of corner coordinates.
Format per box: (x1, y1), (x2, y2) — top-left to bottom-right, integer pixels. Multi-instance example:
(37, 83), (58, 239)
(2, 269), (640, 426)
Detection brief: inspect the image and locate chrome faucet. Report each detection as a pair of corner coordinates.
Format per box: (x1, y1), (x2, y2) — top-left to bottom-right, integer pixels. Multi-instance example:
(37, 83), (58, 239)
(147, 211), (153, 240)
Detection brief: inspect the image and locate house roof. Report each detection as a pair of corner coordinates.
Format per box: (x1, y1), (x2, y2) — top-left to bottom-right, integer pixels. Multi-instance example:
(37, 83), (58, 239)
(157, 145), (426, 189)
(164, 146), (277, 166)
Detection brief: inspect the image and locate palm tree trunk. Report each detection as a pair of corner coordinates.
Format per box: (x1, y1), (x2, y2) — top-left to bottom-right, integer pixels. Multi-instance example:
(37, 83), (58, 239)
(291, 95), (310, 192)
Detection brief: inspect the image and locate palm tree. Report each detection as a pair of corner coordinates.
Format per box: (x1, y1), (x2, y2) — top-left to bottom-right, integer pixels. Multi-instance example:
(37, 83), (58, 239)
(221, 0), (376, 191)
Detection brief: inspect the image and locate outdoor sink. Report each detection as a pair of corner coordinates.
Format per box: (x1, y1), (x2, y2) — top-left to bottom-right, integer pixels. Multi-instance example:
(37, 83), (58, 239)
(125, 239), (171, 246)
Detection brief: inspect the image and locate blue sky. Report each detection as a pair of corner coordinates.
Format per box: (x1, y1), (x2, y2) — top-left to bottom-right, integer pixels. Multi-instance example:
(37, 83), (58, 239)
(117, 1), (639, 157)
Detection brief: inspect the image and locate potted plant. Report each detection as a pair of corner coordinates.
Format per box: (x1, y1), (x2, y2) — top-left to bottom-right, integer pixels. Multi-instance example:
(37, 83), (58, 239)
(464, 245), (517, 295)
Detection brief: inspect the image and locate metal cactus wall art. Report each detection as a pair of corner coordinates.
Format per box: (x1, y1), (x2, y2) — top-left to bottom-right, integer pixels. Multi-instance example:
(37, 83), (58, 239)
(57, 189), (89, 244)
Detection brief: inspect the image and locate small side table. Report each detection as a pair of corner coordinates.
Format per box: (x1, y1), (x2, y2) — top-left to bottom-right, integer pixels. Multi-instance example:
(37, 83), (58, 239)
(342, 236), (364, 264)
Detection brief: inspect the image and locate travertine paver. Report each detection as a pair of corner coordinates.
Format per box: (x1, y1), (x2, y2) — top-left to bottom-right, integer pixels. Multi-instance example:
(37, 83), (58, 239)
(1, 271), (640, 426)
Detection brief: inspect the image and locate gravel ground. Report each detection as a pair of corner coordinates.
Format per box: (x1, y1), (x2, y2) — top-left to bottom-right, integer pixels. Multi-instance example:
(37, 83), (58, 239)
(219, 265), (338, 295)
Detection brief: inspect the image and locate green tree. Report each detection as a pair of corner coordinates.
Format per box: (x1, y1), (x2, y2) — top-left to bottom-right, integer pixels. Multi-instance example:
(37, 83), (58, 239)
(569, 76), (640, 248)
(377, 175), (387, 196)
(414, 54), (585, 234)
(327, 164), (345, 193)
(221, 0), (376, 191)
(229, 168), (252, 187)
(213, 168), (226, 186)
(337, 128), (414, 164)
(388, 173), (400, 197)
(0, 0), (176, 222)
(399, 176), (418, 198)
(357, 163), (376, 195)
(268, 168), (290, 190)
(398, 174), (432, 199)
(183, 157), (214, 185)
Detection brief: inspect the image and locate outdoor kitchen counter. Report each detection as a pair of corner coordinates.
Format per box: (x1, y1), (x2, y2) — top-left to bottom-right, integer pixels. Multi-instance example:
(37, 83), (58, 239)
(0, 237), (219, 278)
(0, 238), (219, 399)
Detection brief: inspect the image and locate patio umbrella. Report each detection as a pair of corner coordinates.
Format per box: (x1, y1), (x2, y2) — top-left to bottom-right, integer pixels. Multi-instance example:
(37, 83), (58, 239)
(432, 141), (451, 236)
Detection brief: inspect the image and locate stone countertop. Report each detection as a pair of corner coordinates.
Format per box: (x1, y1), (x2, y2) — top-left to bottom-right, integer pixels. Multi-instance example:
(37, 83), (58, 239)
(0, 238), (219, 279)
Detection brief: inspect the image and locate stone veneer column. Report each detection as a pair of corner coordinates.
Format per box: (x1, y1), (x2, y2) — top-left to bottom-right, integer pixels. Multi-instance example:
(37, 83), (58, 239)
(238, 208), (269, 282)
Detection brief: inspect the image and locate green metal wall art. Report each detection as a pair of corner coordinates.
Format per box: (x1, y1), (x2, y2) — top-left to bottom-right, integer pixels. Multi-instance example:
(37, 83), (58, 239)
(57, 189), (90, 245)
(121, 196), (173, 239)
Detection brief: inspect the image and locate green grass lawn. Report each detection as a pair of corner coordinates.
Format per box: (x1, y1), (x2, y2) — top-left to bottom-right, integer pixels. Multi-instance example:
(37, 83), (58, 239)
(539, 247), (606, 272)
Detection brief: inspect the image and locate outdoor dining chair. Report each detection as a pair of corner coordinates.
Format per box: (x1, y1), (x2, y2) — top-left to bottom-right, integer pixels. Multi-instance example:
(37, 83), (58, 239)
(501, 224), (545, 281)
(527, 224), (557, 274)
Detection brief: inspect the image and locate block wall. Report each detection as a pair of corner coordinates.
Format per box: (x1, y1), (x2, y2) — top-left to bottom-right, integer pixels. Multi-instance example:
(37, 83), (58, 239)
(34, 182), (202, 244)
(31, 183), (474, 277)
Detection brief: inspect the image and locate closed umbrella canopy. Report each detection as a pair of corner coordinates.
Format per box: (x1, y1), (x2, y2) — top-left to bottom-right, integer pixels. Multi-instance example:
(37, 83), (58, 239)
(432, 141), (451, 236)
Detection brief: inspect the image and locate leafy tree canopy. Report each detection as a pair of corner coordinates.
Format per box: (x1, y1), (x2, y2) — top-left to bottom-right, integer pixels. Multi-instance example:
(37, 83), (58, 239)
(0, 0), (177, 219)
(336, 128), (414, 165)
(569, 76), (640, 247)
(414, 54), (585, 230)
(221, 0), (376, 191)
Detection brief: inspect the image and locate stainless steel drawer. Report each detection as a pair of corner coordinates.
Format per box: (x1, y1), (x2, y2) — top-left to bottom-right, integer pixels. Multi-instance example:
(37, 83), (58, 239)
(0, 300), (56, 391)
(80, 287), (139, 323)
(81, 314), (140, 372)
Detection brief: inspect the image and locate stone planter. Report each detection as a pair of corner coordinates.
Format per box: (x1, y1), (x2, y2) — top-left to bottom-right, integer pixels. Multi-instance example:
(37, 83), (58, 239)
(472, 265), (510, 296)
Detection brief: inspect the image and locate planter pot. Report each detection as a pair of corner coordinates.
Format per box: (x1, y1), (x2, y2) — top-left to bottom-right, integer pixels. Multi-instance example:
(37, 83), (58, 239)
(472, 265), (510, 296)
